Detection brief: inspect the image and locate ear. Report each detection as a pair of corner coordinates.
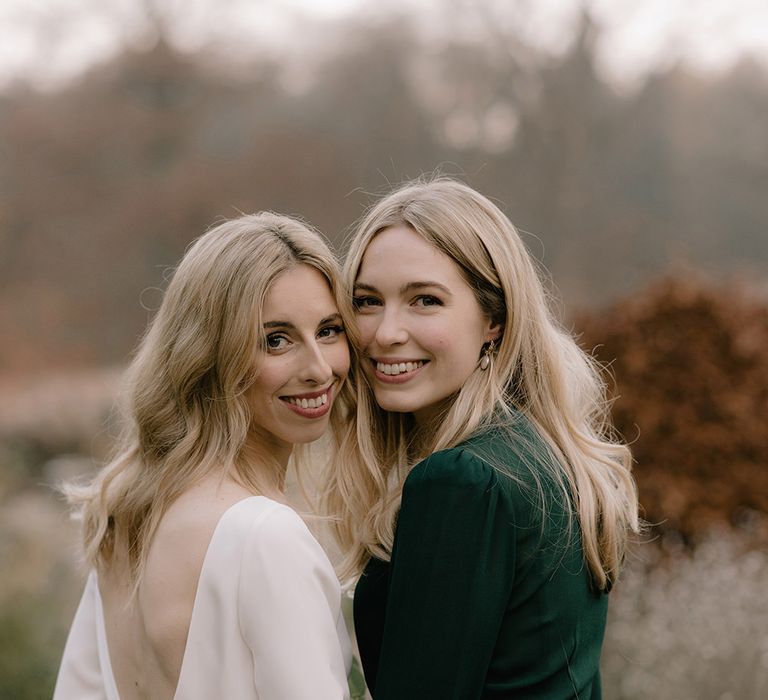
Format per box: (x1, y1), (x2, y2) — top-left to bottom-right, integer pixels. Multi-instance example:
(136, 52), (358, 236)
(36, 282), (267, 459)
(484, 320), (503, 344)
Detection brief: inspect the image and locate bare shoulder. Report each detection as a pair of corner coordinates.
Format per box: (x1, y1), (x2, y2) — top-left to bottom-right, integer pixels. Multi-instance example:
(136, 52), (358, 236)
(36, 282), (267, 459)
(138, 479), (257, 648)
(96, 477), (261, 693)
(144, 478), (255, 587)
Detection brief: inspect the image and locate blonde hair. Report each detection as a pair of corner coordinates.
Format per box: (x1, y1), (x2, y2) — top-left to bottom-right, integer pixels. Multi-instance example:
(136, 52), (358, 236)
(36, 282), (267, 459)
(66, 212), (349, 588)
(324, 178), (639, 591)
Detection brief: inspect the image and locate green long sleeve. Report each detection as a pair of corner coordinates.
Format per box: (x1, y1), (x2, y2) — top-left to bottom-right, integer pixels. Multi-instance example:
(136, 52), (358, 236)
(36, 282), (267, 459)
(354, 428), (608, 699)
(375, 448), (516, 699)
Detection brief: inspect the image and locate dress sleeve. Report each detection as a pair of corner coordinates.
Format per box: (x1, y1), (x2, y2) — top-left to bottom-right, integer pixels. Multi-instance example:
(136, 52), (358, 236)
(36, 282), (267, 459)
(374, 449), (517, 700)
(52, 572), (109, 700)
(238, 505), (351, 700)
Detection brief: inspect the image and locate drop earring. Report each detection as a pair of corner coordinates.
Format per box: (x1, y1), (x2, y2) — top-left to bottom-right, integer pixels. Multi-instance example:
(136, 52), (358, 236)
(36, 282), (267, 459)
(479, 339), (495, 371)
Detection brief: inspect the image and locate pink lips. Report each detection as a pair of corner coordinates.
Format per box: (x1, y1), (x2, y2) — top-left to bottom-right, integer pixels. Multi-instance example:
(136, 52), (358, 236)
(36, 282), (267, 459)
(370, 358), (427, 385)
(280, 385), (334, 419)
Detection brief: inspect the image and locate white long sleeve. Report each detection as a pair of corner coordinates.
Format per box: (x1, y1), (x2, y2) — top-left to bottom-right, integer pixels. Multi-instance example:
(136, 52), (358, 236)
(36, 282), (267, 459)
(53, 572), (111, 700)
(238, 505), (351, 700)
(53, 497), (351, 700)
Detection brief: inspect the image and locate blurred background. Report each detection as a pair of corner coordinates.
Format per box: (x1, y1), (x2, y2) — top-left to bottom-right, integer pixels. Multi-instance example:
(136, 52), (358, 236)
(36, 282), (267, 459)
(1, 0), (767, 697)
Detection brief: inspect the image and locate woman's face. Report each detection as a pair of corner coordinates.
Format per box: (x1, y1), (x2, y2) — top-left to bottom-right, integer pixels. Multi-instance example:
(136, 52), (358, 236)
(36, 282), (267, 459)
(353, 225), (499, 424)
(248, 264), (349, 454)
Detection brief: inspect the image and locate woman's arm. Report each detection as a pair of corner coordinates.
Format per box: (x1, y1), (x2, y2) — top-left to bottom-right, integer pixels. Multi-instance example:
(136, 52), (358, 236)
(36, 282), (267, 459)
(238, 505), (351, 700)
(374, 448), (517, 700)
(53, 572), (109, 700)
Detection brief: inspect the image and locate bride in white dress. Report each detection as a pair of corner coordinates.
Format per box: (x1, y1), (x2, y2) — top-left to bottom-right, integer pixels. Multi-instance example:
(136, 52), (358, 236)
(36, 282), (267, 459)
(53, 213), (353, 699)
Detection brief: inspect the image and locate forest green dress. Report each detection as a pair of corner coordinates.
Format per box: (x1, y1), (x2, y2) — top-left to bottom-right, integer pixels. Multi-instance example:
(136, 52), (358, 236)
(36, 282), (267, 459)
(353, 421), (608, 699)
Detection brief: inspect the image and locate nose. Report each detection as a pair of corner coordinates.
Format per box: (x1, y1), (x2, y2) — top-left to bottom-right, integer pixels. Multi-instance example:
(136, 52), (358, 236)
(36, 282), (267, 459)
(372, 307), (409, 347)
(299, 339), (334, 385)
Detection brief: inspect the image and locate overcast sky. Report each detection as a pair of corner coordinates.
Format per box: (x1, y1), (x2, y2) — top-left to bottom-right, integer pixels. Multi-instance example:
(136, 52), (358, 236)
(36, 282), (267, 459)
(1, 0), (767, 90)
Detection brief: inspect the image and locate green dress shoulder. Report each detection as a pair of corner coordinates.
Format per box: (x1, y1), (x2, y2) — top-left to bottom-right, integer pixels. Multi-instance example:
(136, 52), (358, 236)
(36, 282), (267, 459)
(353, 421), (608, 699)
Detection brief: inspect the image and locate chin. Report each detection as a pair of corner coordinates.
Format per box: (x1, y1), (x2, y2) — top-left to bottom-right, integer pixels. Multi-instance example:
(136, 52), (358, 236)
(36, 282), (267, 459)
(300, 431), (326, 444)
(373, 393), (421, 415)
(296, 423), (330, 444)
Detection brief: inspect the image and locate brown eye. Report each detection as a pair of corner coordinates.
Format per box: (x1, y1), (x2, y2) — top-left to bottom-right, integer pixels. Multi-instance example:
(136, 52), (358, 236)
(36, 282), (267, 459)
(353, 296), (381, 309)
(266, 334), (289, 350)
(318, 325), (344, 340)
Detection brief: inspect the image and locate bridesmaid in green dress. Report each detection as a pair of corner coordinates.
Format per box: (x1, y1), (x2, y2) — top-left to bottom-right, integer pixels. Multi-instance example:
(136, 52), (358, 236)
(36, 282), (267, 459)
(324, 178), (640, 699)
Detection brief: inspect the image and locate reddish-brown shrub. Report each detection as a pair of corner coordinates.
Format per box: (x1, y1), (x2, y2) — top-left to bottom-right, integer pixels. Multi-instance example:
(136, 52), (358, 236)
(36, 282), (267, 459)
(578, 275), (768, 539)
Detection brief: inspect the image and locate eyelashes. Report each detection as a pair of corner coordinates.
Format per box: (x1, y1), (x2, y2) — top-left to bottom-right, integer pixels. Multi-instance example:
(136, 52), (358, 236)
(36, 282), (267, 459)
(266, 333), (288, 350)
(265, 325), (345, 352)
(318, 324), (345, 339)
(352, 295), (443, 309)
(353, 295), (380, 309)
(414, 295), (442, 307)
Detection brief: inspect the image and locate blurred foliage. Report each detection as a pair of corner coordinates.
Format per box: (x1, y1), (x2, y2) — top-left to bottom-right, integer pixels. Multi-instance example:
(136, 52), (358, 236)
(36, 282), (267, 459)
(602, 531), (768, 699)
(578, 275), (768, 541)
(1, 9), (768, 373)
(1, 2), (767, 697)
(0, 485), (81, 700)
(1, 273), (766, 698)
(0, 592), (65, 700)
(348, 656), (368, 700)
(0, 440), (42, 497)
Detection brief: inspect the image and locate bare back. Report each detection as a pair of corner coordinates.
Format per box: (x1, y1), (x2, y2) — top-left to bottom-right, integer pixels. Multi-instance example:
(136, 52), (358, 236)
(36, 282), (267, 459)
(98, 477), (256, 700)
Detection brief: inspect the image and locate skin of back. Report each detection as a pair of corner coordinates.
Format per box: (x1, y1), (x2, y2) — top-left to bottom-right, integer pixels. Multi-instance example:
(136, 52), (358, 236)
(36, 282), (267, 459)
(99, 476), (254, 700)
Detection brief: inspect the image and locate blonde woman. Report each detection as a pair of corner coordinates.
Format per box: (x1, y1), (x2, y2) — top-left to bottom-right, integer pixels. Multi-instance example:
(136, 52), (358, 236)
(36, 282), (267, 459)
(324, 179), (639, 699)
(54, 213), (352, 699)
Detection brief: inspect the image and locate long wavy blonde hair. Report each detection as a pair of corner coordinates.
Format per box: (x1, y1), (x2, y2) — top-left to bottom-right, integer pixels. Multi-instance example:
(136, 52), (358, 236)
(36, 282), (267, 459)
(324, 178), (639, 591)
(66, 212), (350, 588)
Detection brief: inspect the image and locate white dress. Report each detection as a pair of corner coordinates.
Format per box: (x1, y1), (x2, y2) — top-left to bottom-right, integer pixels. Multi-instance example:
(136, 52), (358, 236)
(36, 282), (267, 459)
(53, 496), (352, 699)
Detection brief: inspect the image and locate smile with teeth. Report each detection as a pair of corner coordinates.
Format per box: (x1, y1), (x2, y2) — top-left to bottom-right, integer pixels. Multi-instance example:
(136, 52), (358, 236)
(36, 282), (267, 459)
(376, 360), (425, 376)
(283, 393), (328, 409)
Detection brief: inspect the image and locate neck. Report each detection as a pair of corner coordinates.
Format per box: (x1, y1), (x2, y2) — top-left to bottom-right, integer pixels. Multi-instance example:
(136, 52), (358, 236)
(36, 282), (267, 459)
(412, 396), (453, 430)
(240, 430), (292, 492)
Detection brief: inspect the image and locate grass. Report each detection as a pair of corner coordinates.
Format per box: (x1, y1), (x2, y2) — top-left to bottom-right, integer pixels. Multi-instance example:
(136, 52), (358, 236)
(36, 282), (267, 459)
(602, 529), (768, 699)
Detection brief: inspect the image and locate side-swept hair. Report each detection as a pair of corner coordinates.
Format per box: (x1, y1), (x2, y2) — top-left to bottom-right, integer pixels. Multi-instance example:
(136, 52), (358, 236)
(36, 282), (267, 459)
(324, 178), (639, 591)
(65, 212), (349, 588)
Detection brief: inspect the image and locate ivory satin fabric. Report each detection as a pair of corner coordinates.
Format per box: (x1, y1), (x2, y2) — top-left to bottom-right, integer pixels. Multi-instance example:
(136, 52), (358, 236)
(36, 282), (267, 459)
(53, 496), (352, 699)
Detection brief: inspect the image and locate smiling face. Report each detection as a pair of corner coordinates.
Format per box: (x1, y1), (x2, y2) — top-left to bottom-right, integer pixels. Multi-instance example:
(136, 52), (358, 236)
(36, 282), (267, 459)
(353, 225), (499, 424)
(247, 264), (349, 457)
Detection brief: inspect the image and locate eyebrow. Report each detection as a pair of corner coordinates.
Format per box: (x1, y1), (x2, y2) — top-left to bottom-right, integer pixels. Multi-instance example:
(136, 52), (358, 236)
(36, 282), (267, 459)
(354, 281), (452, 296)
(262, 313), (342, 330)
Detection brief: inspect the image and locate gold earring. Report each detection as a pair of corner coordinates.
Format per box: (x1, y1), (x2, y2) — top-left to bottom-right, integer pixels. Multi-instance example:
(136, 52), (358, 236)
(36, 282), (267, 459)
(479, 339), (495, 371)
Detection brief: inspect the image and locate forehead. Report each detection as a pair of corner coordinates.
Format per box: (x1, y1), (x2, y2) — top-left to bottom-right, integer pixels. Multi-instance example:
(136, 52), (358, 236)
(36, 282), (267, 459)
(357, 226), (465, 285)
(263, 265), (337, 319)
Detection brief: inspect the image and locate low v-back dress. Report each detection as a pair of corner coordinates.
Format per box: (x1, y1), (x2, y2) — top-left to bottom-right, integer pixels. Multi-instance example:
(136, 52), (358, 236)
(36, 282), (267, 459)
(53, 496), (352, 700)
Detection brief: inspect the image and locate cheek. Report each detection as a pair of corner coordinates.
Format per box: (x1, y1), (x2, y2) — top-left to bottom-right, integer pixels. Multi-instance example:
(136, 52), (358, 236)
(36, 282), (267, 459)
(415, 318), (477, 362)
(328, 342), (351, 378)
(355, 316), (379, 348)
(413, 320), (451, 351)
(250, 362), (288, 401)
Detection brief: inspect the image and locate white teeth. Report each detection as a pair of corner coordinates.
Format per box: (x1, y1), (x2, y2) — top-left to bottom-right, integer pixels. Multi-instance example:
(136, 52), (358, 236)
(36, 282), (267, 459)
(285, 393), (328, 409)
(376, 361), (424, 376)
